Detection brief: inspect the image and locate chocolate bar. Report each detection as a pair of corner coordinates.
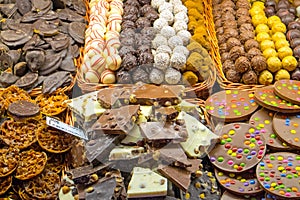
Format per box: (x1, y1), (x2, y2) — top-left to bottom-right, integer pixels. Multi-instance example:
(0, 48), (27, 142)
(97, 87), (129, 108)
(155, 106), (179, 121)
(158, 143), (191, 168)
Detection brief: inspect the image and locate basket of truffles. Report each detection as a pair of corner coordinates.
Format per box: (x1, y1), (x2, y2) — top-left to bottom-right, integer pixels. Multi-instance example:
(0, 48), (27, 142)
(76, 0), (218, 98)
(212, 0), (300, 90)
(0, 0), (87, 96)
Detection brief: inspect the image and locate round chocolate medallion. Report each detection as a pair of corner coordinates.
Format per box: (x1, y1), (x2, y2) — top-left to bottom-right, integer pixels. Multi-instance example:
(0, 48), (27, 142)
(274, 79), (300, 105)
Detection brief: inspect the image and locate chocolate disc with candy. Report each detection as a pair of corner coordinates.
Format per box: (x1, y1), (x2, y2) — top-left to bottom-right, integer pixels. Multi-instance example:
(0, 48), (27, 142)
(256, 152), (300, 199)
(209, 123), (266, 173)
(254, 86), (300, 113)
(215, 168), (263, 195)
(205, 90), (258, 122)
(249, 108), (290, 150)
(221, 191), (265, 200)
(274, 80), (300, 105)
(273, 113), (300, 149)
(265, 193), (285, 200)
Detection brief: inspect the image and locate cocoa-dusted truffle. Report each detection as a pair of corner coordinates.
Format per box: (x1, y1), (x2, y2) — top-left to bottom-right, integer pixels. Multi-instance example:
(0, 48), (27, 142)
(121, 20), (136, 30)
(226, 69), (241, 83)
(236, 8), (249, 18)
(236, 0), (250, 9)
(222, 60), (234, 73)
(120, 36), (136, 47)
(223, 28), (239, 39)
(214, 19), (222, 29)
(119, 46), (136, 58)
(132, 66), (150, 83)
(138, 51), (154, 65)
(124, 5), (139, 16)
(234, 56), (251, 73)
(222, 6), (235, 15)
(121, 54), (138, 71)
(116, 70), (132, 84)
(242, 70), (258, 85)
(123, 13), (138, 22)
(244, 39), (260, 52)
(135, 17), (151, 29)
(226, 37), (242, 51)
(247, 48), (262, 59)
(237, 16), (252, 26)
(251, 55), (267, 73)
(135, 34), (151, 46)
(239, 23), (254, 33)
(217, 35), (227, 45)
(229, 46), (245, 61)
(240, 30), (255, 44)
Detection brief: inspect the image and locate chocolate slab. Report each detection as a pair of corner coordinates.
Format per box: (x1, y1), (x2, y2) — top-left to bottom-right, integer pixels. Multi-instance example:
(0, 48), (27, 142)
(140, 121), (188, 143)
(91, 105), (140, 135)
(209, 123), (266, 173)
(273, 113), (300, 149)
(158, 164), (191, 192)
(84, 177), (117, 200)
(221, 191), (265, 200)
(205, 90), (258, 122)
(97, 88), (128, 108)
(8, 100), (40, 118)
(249, 108), (290, 150)
(155, 106), (179, 121)
(215, 168), (263, 195)
(274, 80), (300, 105)
(256, 152), (300, 199)
(254, 86), (300, 113)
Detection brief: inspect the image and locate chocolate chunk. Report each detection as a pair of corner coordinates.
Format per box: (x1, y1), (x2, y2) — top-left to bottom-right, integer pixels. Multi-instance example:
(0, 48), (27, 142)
(0, 72), (19, 87)
(7, 50), (21, 65)
(42, 71), (70, 94)
(120, 37), (136, 47)
(92, 105), (140, 135)
(132, 66), (150, 83)
(85, 178), (117, 200)
(124, 0), (140, 7)
(0, 29), (33, 47)
(138, 51), (154, 65)
(8, 100), (40, 118)
(120, 28), (136, 40)
(14, 71), (39, 90)
(155, 106), (178, 121)
(39, 54), (62, 75)
(123, 13), (138, 22)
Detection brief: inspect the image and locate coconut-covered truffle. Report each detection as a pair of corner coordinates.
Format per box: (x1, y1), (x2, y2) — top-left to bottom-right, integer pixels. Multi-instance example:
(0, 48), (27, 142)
(156, 45), (172, 55)
(149, 68), (164, 84)
(234, 56), (251, 73)
(160, 10), (174, 25)
(226, 37), (242, 51)
(158, 2), (173, 13)
(170, 53), (186, 70)
(151, 0), (165, 9)
(242, 70), (258, 85)
(244, 39), (260, 52)
(168, 35), (183, 49)
(173, 46), (189, 58)
(174, 4), (188, 14)
(173, 20), (188, 33)
(251, 55), (267, 73)
(152, 34), (168, 49)
(165, 68), (182, 84)
(153, 18), (168, 30)
(177, 30), (191, 46)
(229, 46), (245, 61)
(154, 52), (170, 70)
(226, 69), (241, 83)
(160, 26), (176, 39)
(247, 48), (262, 60)
(174, 12), (188, 23)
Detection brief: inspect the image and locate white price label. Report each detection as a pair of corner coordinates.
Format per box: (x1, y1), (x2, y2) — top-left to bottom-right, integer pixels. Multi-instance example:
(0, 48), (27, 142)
(46, 117), (88, 140)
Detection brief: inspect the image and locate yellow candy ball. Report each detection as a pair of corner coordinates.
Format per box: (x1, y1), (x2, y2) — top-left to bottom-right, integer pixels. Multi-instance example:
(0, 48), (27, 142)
(275, 39), (290, 50)
(275, 69), (291, 81)
(255, 24), (270, 34)
(253, 1), (265, 9)
(252, 14), (268, 27)
(256, 32), (271, 43)
(259, 70), (273, 85)
(277, 46), (293, 60)
(282, 56), (298, 71)
(267, 16), (281, 28)
(267, 56), (282, 73)
(260, 40), (275, 51)
(249, 7), (265, 17)
(263, 48), (278, 59)
(272, 22), (287, 34)
(272, 32), (286, 41)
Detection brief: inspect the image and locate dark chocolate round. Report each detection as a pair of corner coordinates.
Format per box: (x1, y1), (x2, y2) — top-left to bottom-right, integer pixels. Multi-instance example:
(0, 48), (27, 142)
(8, 100), (40, 117)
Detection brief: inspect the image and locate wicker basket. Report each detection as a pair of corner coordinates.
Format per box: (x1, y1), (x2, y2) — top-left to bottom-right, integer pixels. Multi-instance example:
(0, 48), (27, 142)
(76, 0), (217, 97)
(204, 0), (266, 91)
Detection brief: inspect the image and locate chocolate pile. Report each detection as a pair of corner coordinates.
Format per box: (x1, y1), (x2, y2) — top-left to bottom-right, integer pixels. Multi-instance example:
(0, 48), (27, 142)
(0, 0), (86, 93)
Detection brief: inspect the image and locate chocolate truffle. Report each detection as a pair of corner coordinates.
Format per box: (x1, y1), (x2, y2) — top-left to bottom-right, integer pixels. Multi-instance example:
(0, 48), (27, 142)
(125, 0), (140, 7)
(223, 28), (239, 39)
(135, 17), (151, 29)
(141, 4), (154, 16)
(165, 68), (181, 84)
(223, 21), (238, 30)
(153, 18), (168, 30)
(119, 46), (136, 58)
(138, 0), (151, 6)
(239, 23), (254, 33)
(221, 0), (235, 8)
(221, 52), (230, 63)
(219, 43), (228, 54)
(229, 46), (245, 61)
(137, 45), (151, 54)
(236, 0), (250, 9)
(135, 34), (151, 46)
(145, 10), (159, 23)
(121, 54), (138, 71)
(236, 8), (249, 18)
(160, 26), (176, 39)
(156, 45), (173, 55)
(152, 34), (168, 49)
(121, 20), (136, 30)
(222, 6), (235, 15)
(234, 56), (251, 73)
(242, 70), (258, 84)
(170, 53), (186, 70)
(168, 36), (183, 49)
(149, 68), (164, 84)
(244, 39), (260, 52)
(264, 6), (275, 17)
(237, 16), (252, 26)
(154, 52), (170, 70)
(141, 27), (157, 39)
(226, 37), (242, 51)
(222, 13), (235, 22)
(124, 5), (139, 16)
(222, 60), (234, 73)
(240, 30), (255, 44)
(138, 51), (154, 65)
(251, 55), (267, 73)
(120, 37), (136, 46)
(123, 13), (138, 22)
(226, 69), (241, 83)
(132, 67), (149, 83)
(247, 48), (262, 59)
(116, 70), (132, 84)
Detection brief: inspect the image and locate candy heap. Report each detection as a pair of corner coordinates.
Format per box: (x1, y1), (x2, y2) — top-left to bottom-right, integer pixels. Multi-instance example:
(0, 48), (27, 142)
(83, 0), (123, 84)
(213, 0), (265, 84)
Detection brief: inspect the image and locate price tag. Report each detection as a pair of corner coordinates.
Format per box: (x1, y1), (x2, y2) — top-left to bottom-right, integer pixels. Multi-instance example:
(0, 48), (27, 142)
(46, 116), (88, 140)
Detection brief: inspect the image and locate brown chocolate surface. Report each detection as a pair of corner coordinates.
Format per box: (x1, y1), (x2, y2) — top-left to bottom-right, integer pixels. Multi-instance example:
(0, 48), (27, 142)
(8, 100), (39, 117)
(256, 152), (300, 199)
(273, 113), (300, 149)
(205, 90), (258, 122)
(158, 143), (191, 168)
(274, 80), (300, 105)
(249, 108), (290, 150)
(221, 191), (265, 200)
(209, 123), (266, 173)
(97, 88), (128, 108)
(254, 86), (300, 113)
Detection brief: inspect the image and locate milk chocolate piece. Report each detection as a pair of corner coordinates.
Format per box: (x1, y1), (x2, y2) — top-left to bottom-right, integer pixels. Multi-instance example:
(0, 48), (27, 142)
(155, 106), (179, 121)
(92, 105), (140, 135)
(97, 88), (127, 108)
(8, 100), (40, 118)
(69, 164), (109, 184)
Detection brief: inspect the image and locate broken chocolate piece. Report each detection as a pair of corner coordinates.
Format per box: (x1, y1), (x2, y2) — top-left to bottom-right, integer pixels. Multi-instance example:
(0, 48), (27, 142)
(25, 49), (46, 72)
(97, 88), (128, 109)
(42, 71), (70, 94)
(14, 71), (39, 90)
(0, 72), (19, 87)
(155, 106), (179, 121)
